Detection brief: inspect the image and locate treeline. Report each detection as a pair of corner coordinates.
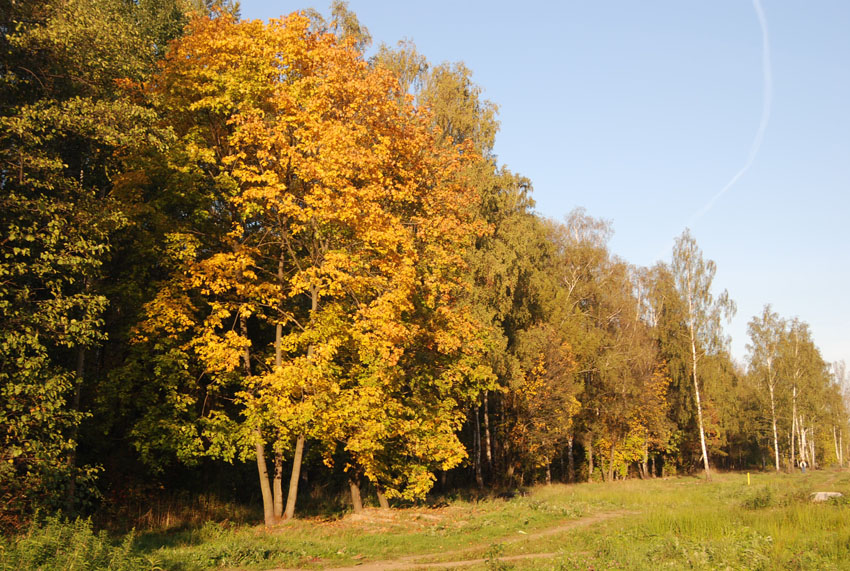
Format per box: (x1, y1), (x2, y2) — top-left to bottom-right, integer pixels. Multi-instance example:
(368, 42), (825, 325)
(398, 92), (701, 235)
(2, 0), (848, 530)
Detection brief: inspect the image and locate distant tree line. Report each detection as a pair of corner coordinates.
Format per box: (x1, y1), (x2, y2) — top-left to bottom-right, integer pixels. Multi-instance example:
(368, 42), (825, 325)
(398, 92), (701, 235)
(2, 0), (847, 529)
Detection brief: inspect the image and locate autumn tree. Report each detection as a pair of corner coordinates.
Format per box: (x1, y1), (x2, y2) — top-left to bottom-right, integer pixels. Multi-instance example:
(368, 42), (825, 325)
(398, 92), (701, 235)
(375, 40), (557, 487)
(135, 8), (490, 523)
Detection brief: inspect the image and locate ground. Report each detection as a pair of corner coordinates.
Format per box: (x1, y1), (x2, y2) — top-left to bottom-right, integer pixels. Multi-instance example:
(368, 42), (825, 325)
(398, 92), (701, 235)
(133, 469), (850, 570)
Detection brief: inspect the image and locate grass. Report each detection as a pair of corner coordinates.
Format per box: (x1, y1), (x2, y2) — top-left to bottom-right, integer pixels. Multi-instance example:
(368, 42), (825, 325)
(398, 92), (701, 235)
(4, 469), (850, 569)
(494, 470), (850, 570)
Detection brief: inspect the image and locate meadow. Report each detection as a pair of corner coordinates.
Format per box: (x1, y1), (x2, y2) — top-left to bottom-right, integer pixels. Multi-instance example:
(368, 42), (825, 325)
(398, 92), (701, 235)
(4, 469), (850, 570)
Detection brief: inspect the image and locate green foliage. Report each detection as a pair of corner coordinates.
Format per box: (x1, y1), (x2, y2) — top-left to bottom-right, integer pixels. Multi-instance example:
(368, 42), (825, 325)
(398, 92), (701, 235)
(0, 0), (190, 525)
(0, 516), (152, 571)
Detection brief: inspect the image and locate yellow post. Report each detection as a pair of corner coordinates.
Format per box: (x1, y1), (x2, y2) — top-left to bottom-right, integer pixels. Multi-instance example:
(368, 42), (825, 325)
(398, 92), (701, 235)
(747, 472), (751, 486)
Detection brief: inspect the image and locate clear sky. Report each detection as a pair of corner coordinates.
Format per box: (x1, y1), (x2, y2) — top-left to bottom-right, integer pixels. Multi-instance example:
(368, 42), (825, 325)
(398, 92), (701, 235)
(239, 0), (849, 370)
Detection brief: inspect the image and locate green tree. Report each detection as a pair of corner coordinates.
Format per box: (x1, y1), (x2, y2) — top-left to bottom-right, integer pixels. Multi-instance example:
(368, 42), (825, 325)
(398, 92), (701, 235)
(747, 305), (785, 471)
(671, 229), (735, 480)
(0, 0), (186, 525)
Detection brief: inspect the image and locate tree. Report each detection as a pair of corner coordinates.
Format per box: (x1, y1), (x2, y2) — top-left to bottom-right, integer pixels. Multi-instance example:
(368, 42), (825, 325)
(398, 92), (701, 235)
(746, 305), (785, 471)
(0, 0), (186, 526)
(136, 9), (490, 523)
(671, 229), (735, 480)
(778, 318), (832, 469)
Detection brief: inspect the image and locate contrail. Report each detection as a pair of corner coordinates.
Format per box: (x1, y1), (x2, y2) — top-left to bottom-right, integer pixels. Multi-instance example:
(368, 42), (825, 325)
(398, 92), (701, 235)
(687, 0), (772, 227)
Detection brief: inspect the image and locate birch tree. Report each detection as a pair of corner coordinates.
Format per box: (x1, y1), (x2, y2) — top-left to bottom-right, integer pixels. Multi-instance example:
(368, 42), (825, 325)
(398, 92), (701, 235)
(671, 229), (735, 480)
(746, 305), (785, 471)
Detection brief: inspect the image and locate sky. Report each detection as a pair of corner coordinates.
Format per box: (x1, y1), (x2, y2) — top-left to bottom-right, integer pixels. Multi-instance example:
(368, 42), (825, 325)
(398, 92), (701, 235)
(238, 0), (850, 370)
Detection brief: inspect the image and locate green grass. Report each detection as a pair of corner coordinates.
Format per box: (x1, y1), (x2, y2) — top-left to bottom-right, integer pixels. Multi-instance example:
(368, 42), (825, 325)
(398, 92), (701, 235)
(485, 470), (850, 570)
(5, 470), (850, 569)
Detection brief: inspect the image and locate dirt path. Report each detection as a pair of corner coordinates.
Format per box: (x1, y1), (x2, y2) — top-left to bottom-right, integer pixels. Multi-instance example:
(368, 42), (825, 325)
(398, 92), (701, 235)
(275, 510), (630, 571)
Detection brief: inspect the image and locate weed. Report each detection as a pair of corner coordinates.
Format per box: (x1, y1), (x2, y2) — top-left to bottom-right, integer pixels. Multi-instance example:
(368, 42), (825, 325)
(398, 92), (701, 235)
(484, 542), (513, 570)
(742, 485), (774, 509)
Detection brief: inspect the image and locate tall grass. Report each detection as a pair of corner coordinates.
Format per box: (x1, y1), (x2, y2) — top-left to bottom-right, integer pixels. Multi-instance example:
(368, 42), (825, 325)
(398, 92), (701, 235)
(98, 491), (260, 533)
(0, 516), (157, 571)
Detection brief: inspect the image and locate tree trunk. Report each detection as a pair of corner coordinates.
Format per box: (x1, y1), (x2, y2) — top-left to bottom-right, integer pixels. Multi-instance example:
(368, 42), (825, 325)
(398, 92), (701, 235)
(349, 477), (363, 513)
(607, 446), (615, 482)
(834, 425), (841, 467)
(587, 437), (594, 481)
(255, 435), (276, 526)
(798, 417), (807, 465)
(65, 346), (85, 513)
(272, 254), (285, 521)
(242, 313), (275, 527)
(769, 383), (780, 471)
(283, 285), (317, 520)
(567, 435), (575, 483)
(791, 386), (798, 466)
(376, 486), (390, 510)
(483, 392), (493, 469)
(690, 334), (711, 480)
(641, 437), (649, 479)
(810, 424), (816, 468)
(273, 452), (284, 520)
(545, 458), (551, 485)
(283, 434), (304, 519)
(473, 406), (483, 488)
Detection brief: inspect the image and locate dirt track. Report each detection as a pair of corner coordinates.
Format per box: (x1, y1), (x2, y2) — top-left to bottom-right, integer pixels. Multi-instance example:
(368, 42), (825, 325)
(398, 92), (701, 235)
(274, 509), (629, 571)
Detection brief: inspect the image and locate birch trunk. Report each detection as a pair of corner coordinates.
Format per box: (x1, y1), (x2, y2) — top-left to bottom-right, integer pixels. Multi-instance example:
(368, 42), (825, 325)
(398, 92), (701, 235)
(810, 424), (816, 468)
(798, 417), (808, 465)
(834, 426), (841, 467)
(791, 387), (798, 466)
(769, 383), (780, 471)
(690, 332), (711, 480)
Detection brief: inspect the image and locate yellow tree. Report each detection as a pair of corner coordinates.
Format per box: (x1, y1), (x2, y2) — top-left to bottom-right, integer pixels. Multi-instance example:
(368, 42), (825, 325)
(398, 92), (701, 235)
(140, 10), (489, 523)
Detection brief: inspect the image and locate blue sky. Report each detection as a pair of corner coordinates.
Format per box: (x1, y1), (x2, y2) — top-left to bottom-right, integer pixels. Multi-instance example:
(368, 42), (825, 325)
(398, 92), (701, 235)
(239, 1), (849, 370)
